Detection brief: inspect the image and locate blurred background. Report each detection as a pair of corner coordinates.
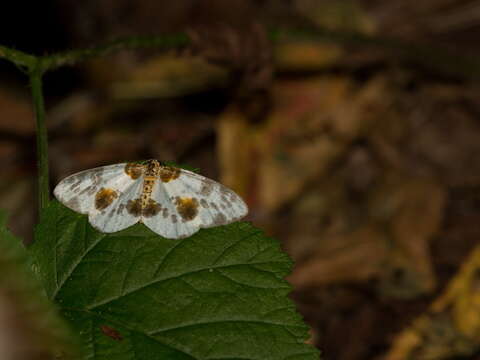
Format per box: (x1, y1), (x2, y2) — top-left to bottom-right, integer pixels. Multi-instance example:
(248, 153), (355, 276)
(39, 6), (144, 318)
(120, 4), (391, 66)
(1, 1), (480, 359)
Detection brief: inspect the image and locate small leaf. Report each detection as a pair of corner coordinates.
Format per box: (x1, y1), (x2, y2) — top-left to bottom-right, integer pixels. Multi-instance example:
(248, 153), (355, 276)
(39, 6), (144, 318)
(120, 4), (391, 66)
(0, 210), (77, 359)
(31, 201), (320, 359)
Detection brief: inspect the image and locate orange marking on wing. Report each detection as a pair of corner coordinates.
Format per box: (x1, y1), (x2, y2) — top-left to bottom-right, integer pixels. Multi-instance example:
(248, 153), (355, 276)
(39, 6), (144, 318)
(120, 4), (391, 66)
(124, 163), (144, 179)
(175, 197), (199, 221)
(159, 166), (181, 183)
(95, 188), (118, 210)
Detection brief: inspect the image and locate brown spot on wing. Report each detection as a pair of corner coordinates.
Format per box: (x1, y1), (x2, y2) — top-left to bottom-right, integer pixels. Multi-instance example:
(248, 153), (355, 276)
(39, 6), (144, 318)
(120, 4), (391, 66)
(171, 214), (178, 223)
(116, 203), (125, 215)
(175, 197), (199, 221)
(87, 186), (99, 196)
(94, 167), (105, 177)
(200, 199), (209, 208)
(69, 180), (82, 192)
(221, 194), (232, 208)
(95, 188), (118, 210)
(200, 180), (215, 196)
(159, 166), (181, 183)
(142, 199), (162, 217)
(78, 185), (94, 196)
(91, 172), (104, 186)
(101, 325), (123, 341)
(125, 163), (144, 179)
(220, 186), (238, 202)
(126, 198), (142, 217)
(63, 176), (76, 185)
(87, 172), (104, 196)
(213, 212), (228, 225)
(162, 208), (169, 218)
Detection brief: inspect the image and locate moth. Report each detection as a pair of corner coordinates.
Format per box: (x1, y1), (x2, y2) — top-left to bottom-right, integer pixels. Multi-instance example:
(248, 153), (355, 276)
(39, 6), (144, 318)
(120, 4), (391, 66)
(54, 160), (248, 239)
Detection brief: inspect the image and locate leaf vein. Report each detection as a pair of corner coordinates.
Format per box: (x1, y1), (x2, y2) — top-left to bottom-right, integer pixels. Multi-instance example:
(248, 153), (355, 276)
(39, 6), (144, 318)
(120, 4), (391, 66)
(53, 228), (106, 300)
(87, 260), (290, 309)
(152, 238), (187, 278)
(212, 230), (261, 265)
(215, 268), (290, 290)
(148, 319), (307, 335)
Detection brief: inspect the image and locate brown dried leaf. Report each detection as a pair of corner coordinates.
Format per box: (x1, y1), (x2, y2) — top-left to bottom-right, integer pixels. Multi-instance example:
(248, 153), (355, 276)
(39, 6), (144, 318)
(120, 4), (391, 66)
(295, 0), (376, 33)
(111, 56), (228, 99)
(384, 245), (480, 360)
(375, 177), (446, 298)
(258, 76), (388, 212)
(275, 42), (344, 72)
(289, 225), (388, 288)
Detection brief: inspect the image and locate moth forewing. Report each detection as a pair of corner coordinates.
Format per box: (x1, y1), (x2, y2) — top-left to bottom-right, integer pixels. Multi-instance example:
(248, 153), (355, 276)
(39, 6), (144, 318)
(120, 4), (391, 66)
(54, 163), (131, 215)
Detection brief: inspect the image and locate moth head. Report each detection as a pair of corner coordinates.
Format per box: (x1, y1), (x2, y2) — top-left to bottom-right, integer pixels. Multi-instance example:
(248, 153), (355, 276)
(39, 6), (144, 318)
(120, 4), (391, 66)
(145, 159), (160, 175)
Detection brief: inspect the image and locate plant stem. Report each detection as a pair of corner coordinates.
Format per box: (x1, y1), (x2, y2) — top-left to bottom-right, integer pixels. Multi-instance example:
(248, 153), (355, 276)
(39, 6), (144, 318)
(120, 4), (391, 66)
(0, 45), (36, 70)
(41, 34), (190, 72)
(2, 29), (480, 79)
(29, 66), (50, 215)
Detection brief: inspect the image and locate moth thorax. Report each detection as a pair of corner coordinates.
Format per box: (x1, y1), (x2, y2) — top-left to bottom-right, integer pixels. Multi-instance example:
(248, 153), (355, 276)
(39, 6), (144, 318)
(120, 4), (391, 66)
(141, 176), (156, 208)
(145, 160), (160, 176)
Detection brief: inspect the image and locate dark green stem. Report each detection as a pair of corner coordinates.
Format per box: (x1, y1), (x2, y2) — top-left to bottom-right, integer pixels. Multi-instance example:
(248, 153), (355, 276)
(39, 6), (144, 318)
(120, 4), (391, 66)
(41, 34), (190, 72)
(29, 66), (50, 215)
(0, 45), (36, 70)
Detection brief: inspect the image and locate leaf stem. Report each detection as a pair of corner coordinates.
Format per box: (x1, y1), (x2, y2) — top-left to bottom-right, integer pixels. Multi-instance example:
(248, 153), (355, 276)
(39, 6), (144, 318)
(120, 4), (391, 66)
(29, 65), (50, 215)
(0, 45), (36, 70)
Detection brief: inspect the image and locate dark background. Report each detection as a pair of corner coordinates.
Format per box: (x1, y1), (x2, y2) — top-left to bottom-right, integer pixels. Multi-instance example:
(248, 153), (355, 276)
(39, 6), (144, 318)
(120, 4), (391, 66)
(1, 1), (480, 359)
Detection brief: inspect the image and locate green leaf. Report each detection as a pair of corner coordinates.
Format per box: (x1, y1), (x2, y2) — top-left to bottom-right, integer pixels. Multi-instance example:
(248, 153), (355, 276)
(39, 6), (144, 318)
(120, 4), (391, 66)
(0, 209), (77, 359)
(31, 201), (319, 360)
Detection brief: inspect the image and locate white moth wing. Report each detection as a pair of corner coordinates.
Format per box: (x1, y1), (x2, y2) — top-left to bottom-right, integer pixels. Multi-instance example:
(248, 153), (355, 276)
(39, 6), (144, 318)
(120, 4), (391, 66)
(54, 163), (144, 232)
(54, 163), (127, 214)
(142, 169), (248, 239)
(170, 169), (249, 226)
